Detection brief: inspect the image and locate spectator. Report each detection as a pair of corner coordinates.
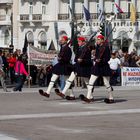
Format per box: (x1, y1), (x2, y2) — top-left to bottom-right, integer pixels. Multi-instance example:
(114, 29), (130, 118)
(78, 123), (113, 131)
(108, 52), (121, 85)
(13, 55), (29, 92)
(0, 50), (8, 92)
(7, 53), (17, 84)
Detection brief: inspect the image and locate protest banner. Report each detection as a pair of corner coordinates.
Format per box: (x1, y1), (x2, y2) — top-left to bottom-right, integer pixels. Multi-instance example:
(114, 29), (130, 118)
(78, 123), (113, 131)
(121, 67), (140, 86)
(28, 45), (57, 66)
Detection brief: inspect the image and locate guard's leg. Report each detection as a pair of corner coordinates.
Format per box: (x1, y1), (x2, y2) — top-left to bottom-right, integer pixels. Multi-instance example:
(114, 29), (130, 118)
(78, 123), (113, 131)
(87, 75), (98, 99)
(62, 72), (76, 95)
(83, 77), (94, 99)
(103, 76), (114, 103)
(46, 74), (59, 94)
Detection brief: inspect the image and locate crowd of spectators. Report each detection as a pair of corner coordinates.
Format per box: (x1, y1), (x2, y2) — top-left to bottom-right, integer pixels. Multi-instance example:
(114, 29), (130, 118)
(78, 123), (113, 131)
(0, 48), (140, 90)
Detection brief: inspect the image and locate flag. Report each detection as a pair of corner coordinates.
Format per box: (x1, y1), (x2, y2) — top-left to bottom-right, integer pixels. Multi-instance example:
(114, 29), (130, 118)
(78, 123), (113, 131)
(130, 3), (136, 24)
(114, 3), (124, 13)
(83, 5), (91, 21)
(22, 34), (28, 54)
(98, 8), (104, 22)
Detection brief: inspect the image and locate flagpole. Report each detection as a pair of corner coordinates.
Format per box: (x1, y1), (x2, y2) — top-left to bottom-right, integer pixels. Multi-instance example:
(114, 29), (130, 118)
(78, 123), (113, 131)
(27, 44), (31, 88)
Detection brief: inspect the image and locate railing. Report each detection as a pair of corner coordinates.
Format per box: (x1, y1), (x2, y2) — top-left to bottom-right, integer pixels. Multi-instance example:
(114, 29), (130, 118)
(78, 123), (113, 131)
(58, 14), (69, 20)
(32, 14), (42, 21)
(117, 12), (140, 19)
(136, 12), (140, 19)
(75, 13), (83, 20)
(0, 15), (6, 21)
(20, 14), (29, 21)
(58, 13), (83, 20)
(0, 0), (12, 4)
(90, 13), (98, 19)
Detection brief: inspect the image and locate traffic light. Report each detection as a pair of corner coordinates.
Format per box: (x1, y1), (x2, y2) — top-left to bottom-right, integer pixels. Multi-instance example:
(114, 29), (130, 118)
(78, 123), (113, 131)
(99, 23), (105, 36)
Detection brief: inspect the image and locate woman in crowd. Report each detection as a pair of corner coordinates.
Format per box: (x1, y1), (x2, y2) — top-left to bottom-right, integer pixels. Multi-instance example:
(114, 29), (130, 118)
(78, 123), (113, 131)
(13, 55), (29, 92)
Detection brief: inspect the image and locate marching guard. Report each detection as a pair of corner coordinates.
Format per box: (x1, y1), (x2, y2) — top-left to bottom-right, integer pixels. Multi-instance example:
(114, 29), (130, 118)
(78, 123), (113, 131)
(55, 36), (93, 100)
(80, 34), (115, 103)
(39, 35), (72, 98)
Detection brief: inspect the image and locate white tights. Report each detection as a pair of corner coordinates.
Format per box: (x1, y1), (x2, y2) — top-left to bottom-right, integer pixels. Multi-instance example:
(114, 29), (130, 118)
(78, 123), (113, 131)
(87, 75), (113, 100)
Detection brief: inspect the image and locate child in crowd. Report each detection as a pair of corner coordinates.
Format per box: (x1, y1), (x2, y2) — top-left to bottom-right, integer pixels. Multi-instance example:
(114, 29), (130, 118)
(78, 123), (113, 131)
(108, 52), (121, 85)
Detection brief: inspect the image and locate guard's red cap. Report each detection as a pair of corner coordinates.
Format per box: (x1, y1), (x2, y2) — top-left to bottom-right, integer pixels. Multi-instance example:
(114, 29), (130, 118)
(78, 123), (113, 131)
(78, 36), (86, 42)
(97, 34), (104, 40)
(62, 36), (68, 41)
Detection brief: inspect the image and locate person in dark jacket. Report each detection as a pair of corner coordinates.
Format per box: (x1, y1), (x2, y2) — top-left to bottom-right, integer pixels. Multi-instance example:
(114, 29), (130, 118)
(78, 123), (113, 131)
(39, 35), (72, 98)
(55, 36), (93, 100)
(80, 34), (114, 103)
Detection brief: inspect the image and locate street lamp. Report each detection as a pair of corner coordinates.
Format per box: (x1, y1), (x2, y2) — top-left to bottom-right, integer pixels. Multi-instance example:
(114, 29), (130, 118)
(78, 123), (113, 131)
(9, 12), (14, 53)
(77, 21), (84, 34)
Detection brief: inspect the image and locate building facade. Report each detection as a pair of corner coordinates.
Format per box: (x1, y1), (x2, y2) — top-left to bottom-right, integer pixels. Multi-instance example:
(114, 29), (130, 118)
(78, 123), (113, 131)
(2, 0), (140, 54)
(0, 0), (13, 50)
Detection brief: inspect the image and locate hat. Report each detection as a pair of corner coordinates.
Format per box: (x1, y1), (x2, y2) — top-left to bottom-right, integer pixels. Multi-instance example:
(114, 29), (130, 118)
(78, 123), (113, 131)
(78, 36), (86, 42)
(97, 34), (104, 40)
(62, 35), (68, 41)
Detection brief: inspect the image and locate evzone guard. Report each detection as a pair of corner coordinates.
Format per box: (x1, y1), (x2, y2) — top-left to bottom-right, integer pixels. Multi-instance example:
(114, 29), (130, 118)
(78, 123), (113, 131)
(55, 36), (93, 100)
(39, 35), (73, 98)
(80, 34), (115, 104)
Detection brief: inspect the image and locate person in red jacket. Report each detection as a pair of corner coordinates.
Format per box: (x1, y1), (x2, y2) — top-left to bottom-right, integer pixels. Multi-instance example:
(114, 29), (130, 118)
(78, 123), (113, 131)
(7, 53), (17, 84)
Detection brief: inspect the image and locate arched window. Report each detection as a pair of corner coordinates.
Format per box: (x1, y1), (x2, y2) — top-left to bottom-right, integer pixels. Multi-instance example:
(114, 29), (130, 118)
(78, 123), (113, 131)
(27, 32), (34, 46)
(38, 32), (47, 50)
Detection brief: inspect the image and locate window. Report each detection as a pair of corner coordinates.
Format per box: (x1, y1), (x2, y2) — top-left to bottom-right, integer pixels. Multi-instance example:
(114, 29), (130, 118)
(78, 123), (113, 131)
(27, 32), (34, 46)
(42, 1), (46, 15)
(112, 3), (114, 13)
(29, 2), (33, 15)
(127, 2), (131, 18)
(4, 30), (10, 45)
(96, 3), (99, 16)
(38, 32), (47, 50)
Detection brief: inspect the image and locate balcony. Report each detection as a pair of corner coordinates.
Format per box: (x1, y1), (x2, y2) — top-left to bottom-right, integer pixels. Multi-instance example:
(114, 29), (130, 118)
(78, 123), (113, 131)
(58, 14), (69, 20)
(117, 12), (140, 19)
(0, 0), (13, 4)
(75, 13), (83, 20)
(0, 15), (11, 25)
(58, 13), (101, 20)
(19, 14), (42, 22)
(32, 14), (42, 22)
(19, 14), (30, 22)
(136, 12), (140, 19)
(90, 13), (98, 19)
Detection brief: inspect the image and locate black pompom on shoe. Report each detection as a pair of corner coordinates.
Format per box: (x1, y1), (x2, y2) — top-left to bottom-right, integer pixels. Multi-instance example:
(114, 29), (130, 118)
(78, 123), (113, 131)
(55, 88), (60, 94)
(66, 96), (76, 100)
(79, 94), (85, 100)
(79, 94), (94, 103)
(39, 89), (50, 98)
(104, 98), (115, 104)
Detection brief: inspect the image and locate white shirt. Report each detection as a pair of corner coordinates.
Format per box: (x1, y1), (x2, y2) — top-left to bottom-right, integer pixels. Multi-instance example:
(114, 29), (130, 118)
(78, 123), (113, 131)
(108, 58), (121, 70)
(52, 56), (58, 66)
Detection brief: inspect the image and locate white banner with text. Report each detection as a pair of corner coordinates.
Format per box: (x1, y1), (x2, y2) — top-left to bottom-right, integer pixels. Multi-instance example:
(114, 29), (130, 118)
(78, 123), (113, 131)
(121, 67), (140, 86)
